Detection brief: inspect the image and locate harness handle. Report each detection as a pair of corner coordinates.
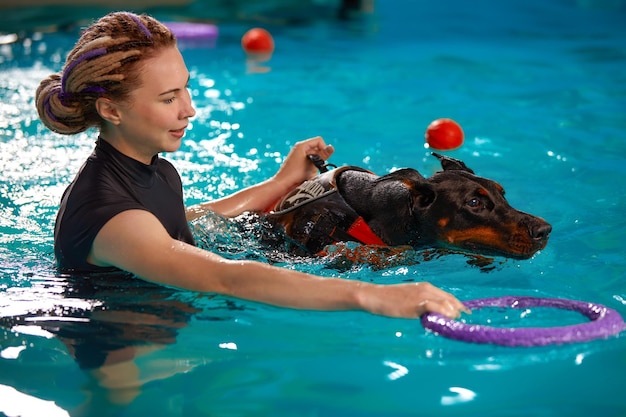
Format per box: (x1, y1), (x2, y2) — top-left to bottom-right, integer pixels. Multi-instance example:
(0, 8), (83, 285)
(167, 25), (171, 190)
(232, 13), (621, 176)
(307, 154), (337, 173)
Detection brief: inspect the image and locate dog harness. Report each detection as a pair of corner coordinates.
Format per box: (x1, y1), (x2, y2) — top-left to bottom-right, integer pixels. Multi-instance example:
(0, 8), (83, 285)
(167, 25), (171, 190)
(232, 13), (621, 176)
(266, 166), (386, 254)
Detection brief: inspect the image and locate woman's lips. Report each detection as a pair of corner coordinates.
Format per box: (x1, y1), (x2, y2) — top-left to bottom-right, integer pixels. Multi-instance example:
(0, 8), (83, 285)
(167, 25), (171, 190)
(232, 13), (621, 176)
(170, 127), (186, 139)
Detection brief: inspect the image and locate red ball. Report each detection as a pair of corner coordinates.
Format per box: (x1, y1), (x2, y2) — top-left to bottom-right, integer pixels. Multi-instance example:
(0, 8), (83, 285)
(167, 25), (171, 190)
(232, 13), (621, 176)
(241, 28), (274, 54)
(425, 118), (464, 150)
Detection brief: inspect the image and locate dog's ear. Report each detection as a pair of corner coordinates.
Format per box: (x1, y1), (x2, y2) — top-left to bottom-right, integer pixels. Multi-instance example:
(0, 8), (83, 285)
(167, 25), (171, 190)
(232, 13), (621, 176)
(391, 168), (436, 211)
(407, 179), (436, 212)
(432, 152), (475, 174)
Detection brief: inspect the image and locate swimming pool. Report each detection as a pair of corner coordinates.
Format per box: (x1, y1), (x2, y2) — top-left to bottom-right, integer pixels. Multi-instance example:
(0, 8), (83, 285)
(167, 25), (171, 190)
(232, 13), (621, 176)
(1, 0), (626, 415)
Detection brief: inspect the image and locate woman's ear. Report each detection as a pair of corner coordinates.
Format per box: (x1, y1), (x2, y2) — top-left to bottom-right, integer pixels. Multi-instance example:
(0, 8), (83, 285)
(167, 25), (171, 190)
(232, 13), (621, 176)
(95, 97), (122, 125)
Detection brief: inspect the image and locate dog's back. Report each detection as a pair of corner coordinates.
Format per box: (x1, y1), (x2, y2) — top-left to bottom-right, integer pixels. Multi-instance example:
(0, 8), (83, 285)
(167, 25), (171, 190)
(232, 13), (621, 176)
(264, 154), (551, 259)
(265, 167), (384, 256)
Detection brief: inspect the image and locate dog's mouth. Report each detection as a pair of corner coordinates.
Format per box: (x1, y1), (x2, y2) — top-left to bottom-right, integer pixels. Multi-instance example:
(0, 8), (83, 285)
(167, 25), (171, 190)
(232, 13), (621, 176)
(454, 241), (544, 260)
(439, 227), (550, 260)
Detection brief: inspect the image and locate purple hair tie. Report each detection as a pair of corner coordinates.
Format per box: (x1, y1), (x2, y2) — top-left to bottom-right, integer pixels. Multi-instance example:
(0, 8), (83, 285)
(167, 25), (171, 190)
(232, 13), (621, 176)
(127, 13), (152, 39)
(58, 85), (106, 105)
(43, 85), (60, 122)
(81, 86), (106, 94)
(61, 47), (107, 92)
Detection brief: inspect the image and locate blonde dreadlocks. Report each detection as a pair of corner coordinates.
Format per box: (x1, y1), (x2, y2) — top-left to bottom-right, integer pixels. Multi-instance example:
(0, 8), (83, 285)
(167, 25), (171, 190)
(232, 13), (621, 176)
(36, 12), (176, 135)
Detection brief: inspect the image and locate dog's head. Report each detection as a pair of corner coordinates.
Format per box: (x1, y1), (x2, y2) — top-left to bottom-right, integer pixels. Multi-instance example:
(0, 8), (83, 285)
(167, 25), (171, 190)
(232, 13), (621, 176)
(336, 153), (551, 259)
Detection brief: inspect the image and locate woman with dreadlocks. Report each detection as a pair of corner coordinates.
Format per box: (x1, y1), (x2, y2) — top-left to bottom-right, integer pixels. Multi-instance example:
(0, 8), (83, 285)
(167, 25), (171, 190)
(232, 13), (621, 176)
(36, 11), (467, 320)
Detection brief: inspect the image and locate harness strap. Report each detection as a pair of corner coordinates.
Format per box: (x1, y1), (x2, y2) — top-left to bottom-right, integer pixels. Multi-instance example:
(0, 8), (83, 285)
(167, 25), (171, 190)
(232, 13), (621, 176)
(346, 217), (386, 246)
(267, 165), (388, 252)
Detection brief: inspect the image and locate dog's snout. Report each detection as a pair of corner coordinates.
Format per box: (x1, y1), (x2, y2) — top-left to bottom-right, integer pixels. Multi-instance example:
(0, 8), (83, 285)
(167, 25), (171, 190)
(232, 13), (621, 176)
(530, 221), (552, 241)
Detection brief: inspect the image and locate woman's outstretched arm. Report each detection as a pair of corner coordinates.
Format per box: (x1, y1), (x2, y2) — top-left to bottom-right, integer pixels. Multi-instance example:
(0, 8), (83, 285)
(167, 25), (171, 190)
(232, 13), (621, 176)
(89, 209), (468, 319)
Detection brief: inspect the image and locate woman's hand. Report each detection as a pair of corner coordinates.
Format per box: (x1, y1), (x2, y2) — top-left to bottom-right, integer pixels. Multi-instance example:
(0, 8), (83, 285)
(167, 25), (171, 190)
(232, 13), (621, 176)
(356, 282), (470, 319)
(272, 136), (334, 191)
(186, 136), (334, 219)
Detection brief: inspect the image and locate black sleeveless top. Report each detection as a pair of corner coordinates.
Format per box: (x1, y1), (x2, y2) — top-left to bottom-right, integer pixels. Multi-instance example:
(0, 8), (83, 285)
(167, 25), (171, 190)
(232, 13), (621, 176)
(54, 138), (195, 272)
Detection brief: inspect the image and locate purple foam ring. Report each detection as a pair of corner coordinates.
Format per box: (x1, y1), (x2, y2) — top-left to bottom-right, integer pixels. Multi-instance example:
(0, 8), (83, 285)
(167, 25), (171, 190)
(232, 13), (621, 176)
(164, 22), (219, 40)
(421, 296), (626, 347)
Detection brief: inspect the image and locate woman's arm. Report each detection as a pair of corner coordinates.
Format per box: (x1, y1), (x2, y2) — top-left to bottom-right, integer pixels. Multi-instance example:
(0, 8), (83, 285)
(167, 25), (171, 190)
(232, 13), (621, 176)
(186, 136), (334, 220)
(89, 209), (468, 319)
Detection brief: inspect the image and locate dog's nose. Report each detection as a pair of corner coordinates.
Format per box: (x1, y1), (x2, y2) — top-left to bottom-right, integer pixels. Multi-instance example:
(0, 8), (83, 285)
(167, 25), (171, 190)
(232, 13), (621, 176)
(530, 221), (552, 241)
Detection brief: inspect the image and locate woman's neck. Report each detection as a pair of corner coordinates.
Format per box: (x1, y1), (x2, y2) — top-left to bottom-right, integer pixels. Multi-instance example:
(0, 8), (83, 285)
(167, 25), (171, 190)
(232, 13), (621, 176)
(98, 132), (156, 165)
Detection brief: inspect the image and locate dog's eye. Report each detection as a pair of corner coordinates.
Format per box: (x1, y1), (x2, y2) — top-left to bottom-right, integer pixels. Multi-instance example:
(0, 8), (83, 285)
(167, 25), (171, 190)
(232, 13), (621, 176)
(467, 198), (482, 208)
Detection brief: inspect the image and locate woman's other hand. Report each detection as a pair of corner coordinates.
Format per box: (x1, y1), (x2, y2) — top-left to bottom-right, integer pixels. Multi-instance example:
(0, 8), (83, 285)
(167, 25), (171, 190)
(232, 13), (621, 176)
(187, 136), (333, 219)
(273, 136), (334, 190)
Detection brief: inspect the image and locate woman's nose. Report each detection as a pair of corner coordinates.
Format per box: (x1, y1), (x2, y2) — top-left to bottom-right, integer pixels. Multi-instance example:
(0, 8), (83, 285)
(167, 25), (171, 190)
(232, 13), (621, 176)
(182, 89), (196, 119)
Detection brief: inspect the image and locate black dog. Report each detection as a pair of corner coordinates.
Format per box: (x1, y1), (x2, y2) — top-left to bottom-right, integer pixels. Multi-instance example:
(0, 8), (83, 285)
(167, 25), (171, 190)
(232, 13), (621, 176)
(262, 153), (551, 260)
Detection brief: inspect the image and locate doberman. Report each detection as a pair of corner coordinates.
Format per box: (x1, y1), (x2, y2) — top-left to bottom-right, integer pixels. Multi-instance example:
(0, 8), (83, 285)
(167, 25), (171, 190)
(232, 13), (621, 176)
(261, 153), (551, 261)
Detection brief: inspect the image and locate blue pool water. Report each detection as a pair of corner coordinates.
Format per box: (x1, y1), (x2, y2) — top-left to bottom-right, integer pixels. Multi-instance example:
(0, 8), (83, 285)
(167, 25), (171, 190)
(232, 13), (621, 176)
(1, 1), (626, 416)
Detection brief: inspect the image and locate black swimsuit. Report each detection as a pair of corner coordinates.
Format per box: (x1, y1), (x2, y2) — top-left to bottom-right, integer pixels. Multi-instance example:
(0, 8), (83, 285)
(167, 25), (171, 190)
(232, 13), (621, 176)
(54, 138), (195, 272)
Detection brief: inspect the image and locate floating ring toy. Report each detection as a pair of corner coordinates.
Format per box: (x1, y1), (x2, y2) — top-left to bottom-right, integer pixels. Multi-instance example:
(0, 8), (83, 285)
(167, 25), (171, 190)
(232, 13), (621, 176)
(164, 22), (219, 41)
(421, 296), (625, 347)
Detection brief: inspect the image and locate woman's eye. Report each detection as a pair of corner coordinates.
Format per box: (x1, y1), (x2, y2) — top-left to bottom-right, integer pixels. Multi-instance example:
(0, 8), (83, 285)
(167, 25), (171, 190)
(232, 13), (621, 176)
(164, 96), (175, 104)
(467, 198), (482, 208)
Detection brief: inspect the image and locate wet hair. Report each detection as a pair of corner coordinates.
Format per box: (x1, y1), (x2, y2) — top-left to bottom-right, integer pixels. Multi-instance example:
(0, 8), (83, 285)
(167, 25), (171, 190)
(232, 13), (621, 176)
(36, 12), (176, 135)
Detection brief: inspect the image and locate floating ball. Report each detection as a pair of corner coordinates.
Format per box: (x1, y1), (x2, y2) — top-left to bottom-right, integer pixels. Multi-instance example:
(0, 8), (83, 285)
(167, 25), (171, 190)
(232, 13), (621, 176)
(425, 118), (464, 150)
(241, 28), (274, 54)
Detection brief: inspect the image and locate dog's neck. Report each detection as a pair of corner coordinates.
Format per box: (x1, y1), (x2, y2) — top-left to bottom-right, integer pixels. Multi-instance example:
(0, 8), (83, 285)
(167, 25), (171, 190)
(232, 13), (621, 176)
(335, 168), (430, 246)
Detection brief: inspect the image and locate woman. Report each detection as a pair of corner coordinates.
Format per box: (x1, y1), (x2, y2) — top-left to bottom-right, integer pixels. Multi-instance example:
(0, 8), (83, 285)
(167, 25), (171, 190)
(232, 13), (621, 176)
(36, 11), (468, 319)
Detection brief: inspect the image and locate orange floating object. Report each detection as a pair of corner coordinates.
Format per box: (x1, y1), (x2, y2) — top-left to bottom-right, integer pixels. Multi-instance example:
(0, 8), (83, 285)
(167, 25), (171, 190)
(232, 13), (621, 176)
(241, 28), (274, 54)
(425, 118), (464, 150)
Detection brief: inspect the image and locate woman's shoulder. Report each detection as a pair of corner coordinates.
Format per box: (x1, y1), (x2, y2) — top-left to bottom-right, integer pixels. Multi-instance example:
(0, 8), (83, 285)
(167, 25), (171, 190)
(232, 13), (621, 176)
(156, 156), (178, 172)
(155, 157), (184, 187)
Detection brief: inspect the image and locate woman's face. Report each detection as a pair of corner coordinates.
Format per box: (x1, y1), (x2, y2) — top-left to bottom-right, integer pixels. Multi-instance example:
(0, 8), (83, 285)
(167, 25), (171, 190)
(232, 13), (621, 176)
(113, 45), (196, 163)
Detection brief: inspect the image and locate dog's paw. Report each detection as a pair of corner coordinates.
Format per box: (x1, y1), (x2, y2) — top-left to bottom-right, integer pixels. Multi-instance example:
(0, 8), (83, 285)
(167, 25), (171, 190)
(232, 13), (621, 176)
(319, 243), (416, 271)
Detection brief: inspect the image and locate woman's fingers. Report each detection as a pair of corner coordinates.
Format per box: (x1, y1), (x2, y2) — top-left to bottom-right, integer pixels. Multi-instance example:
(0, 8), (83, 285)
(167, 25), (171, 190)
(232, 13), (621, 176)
(413, 283), (468, 318)
(277, 136), (333, 182)
(312, 144), (334, 161)
(357, 281), (469, 319)
(419, 297), (470, 319)
(298, 136), (334, 160)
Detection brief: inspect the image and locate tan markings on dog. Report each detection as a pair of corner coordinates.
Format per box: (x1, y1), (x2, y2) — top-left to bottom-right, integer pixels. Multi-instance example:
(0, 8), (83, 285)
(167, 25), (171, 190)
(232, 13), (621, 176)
(400, 179), (418, 197)
(477, 188), (489, 196)
(441, 225), (536, 256)
(438, 217), (450, 228)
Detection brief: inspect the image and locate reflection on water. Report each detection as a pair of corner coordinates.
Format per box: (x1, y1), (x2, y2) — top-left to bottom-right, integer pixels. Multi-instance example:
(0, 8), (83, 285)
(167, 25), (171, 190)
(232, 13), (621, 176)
(1, 0), (625, 415)
(0, 383), (70, 417)
(1, 272), (197, 370)
(0, 270), (201, 412)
